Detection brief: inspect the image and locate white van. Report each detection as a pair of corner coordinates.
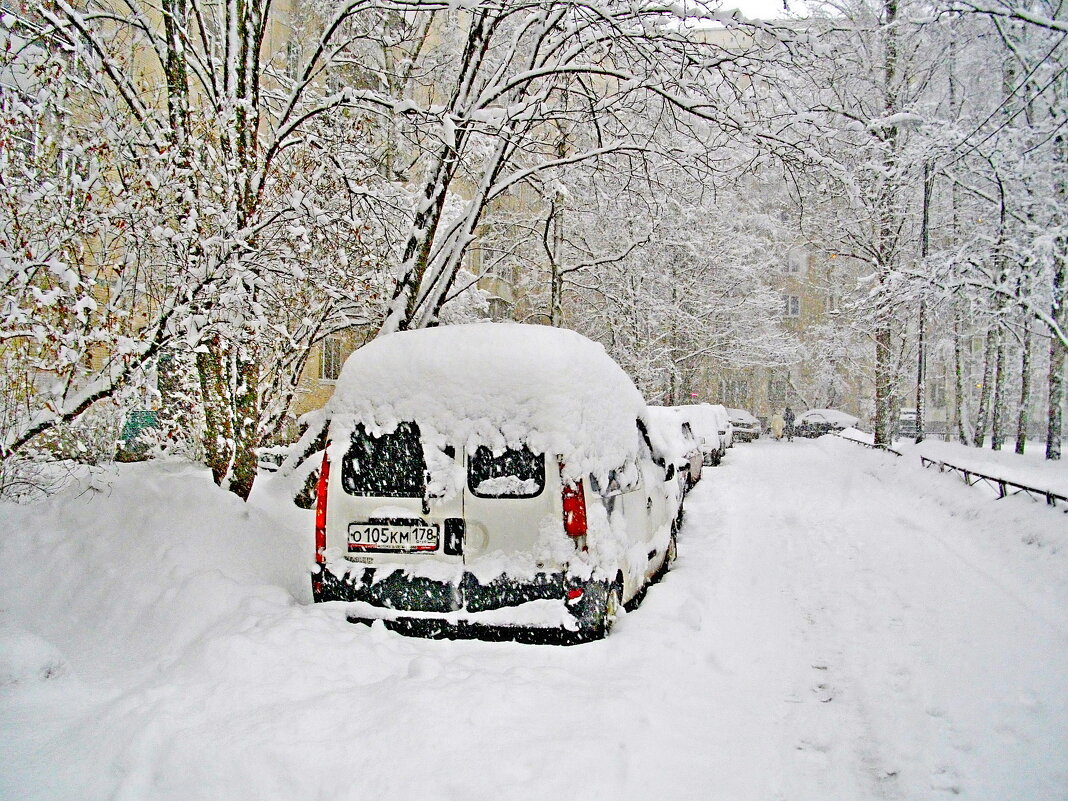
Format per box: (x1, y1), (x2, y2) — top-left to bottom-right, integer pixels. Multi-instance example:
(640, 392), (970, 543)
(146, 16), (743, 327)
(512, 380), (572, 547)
(310, 324), (683, 642)
(673, 404), (725, 465)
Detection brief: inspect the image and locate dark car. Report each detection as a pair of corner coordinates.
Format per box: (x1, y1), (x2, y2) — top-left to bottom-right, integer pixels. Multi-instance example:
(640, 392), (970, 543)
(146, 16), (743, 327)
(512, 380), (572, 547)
(794, 409), (859, 438)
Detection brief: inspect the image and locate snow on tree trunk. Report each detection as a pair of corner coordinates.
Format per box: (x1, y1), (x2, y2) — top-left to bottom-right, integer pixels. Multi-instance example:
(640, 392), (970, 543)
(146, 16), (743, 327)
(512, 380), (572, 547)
(1015, 315), (1032, 455)
(973, 328), (996, 447)
(1047, 238), (1066, 460)
(991, 324), (1005, 451)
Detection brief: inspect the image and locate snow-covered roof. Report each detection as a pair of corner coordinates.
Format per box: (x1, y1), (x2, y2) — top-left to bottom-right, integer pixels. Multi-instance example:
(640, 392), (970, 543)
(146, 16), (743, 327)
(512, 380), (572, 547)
(325, 323), (647, 480)
(799, 408), (859, 427)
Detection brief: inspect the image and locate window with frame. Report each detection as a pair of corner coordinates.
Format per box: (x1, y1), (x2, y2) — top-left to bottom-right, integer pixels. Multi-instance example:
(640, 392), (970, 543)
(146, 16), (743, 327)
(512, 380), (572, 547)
(783, 295), (801, 318)
(341, 422), (426, 498)
(285, 41), (302, 81)
(320, 337), (342, 381)
(768, 378), (787, 406)
(468, 445), (545, 498)
(930, 382), (946, 408)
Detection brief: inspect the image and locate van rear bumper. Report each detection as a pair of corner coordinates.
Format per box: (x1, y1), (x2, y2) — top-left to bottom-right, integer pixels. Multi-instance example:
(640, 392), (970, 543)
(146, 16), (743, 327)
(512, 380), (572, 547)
(314, 566), (609, 642)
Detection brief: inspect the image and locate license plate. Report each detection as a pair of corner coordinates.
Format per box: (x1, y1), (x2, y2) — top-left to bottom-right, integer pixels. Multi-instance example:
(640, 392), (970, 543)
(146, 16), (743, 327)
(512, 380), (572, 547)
(348, 521), (439, 552)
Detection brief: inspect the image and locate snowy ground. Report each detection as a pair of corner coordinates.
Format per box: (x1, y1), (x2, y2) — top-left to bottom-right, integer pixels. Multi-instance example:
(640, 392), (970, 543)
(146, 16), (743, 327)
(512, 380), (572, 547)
(2, 439), (1066, 800)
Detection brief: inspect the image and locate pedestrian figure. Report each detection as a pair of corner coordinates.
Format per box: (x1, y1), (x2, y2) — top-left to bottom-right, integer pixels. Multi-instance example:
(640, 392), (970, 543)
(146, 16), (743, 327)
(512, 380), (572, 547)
(770, 412), (785, 440)
(784, 407), (796, 442)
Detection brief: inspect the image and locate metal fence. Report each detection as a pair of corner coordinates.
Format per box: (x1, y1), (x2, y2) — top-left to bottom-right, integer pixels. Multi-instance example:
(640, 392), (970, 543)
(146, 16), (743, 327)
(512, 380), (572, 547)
(834, 433), (1066, 511)
(919, 456), (1067, 509)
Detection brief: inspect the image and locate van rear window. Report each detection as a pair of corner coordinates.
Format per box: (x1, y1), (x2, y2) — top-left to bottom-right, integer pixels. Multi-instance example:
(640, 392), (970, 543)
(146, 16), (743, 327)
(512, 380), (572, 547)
(341, 422), (426, 498)
(468, 445), (545, 498)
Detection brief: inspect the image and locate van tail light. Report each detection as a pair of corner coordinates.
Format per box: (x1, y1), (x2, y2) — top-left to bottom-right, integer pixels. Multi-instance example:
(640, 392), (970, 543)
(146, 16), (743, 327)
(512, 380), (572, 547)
(561, 476), (588, 537)
(314, 448), (330, 565)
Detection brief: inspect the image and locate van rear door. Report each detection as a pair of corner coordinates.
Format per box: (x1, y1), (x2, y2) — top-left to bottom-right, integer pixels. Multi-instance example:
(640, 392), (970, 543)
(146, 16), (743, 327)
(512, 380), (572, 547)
(327, 422), (465, 568)
(461, 444), (551, 564)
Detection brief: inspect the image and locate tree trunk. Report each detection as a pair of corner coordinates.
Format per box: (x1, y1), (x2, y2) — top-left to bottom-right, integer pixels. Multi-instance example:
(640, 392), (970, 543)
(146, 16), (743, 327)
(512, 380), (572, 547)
(1048, 135), (1067, 460)
(229, 345), (259, 501)
(1015, 315), (1032, 455)
(197, 335), (235, 487)
(875, 324), (894, 446)
(953, 299), (969, 444)
(973, 327), (996, 447)
(991, 324), (1006, 451)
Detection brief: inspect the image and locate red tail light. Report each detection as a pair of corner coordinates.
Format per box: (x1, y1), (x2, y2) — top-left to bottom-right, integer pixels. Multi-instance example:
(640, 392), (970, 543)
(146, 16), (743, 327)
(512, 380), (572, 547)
(314, 448), (330, 564)
(561, 477), (587, 537)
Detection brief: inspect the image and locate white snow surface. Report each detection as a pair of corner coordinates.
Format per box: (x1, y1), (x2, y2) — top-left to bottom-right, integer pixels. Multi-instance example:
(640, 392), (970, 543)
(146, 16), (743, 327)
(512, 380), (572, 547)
(2, 441), (1068, 800)
(325, 323), (647, 482)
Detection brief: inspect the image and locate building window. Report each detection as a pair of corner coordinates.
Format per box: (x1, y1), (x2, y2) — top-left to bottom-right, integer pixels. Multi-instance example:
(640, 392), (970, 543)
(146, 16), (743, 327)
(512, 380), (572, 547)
(285, 41), (302, 81)
(768, 379), (787, 406)
(930, 382), (946, 408)
(486, 297), (511, 321)
(783, 295), (801, 318)
(721, 379), (750, 408)
(320, 337), (342, 381)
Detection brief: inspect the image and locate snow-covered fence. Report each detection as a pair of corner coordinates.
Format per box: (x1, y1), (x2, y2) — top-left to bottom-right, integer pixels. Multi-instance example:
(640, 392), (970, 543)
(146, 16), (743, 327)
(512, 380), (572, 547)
(832, 433), (903, 457)
(919, 457), (1068, 510)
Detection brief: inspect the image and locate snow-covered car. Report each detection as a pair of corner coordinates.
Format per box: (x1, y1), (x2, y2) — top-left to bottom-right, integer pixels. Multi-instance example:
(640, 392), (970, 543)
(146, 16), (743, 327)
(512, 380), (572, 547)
(673, 404), (724, 466)
(310, 323), (683, 642)
(646, 406), (703, 490)
(795, 408), (860, 438)
(727, 408), (760, 442)
(897, 408), (921, 439)
(709, 404), (734, 449)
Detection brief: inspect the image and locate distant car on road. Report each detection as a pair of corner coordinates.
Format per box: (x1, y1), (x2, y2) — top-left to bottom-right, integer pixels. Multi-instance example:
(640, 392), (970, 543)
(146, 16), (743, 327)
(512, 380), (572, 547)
(794, 408), (860, 438)
(727, 409), (761, 442)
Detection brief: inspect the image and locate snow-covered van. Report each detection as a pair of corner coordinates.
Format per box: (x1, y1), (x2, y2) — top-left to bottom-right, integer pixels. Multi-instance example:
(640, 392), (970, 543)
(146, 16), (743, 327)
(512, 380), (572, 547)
(673, 404), (726, 465)
(310, 324), (683, 642)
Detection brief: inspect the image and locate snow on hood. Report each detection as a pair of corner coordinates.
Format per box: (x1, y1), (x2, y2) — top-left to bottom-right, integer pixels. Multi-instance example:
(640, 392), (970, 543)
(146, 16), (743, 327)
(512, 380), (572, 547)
(325, 323), (647, 482)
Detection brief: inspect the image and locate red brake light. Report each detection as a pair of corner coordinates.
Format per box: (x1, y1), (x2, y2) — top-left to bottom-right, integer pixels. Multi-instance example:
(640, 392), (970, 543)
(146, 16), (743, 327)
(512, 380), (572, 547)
(561, 476), (587, 537)
(314, 448), (330, 564)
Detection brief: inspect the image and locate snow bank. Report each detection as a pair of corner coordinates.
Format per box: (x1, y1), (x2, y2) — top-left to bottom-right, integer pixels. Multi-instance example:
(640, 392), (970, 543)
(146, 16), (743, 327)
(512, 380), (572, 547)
(0, 462), (307, 684)
(326, 323), (647, 481)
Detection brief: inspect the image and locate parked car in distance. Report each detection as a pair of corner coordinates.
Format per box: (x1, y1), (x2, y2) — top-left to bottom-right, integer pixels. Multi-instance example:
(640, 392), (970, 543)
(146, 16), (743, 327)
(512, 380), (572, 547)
(709, 404), (734, 449)
(310, 323), (683, 643)
(673, 404), (724, 466)
(897, 407), (921, 439)
(794, 408), (860, 438)
(646, 406), (702, 490)
(727, 408), (761, 442)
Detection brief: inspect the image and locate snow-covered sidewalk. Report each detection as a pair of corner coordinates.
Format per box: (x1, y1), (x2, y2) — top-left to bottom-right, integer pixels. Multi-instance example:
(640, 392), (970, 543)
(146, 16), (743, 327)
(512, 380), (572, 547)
(1, 442), (1066, 800)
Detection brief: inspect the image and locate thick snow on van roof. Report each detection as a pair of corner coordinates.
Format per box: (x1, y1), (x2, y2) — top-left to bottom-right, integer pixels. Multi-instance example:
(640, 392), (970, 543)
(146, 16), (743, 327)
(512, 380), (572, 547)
(326, 323), (647, 479)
